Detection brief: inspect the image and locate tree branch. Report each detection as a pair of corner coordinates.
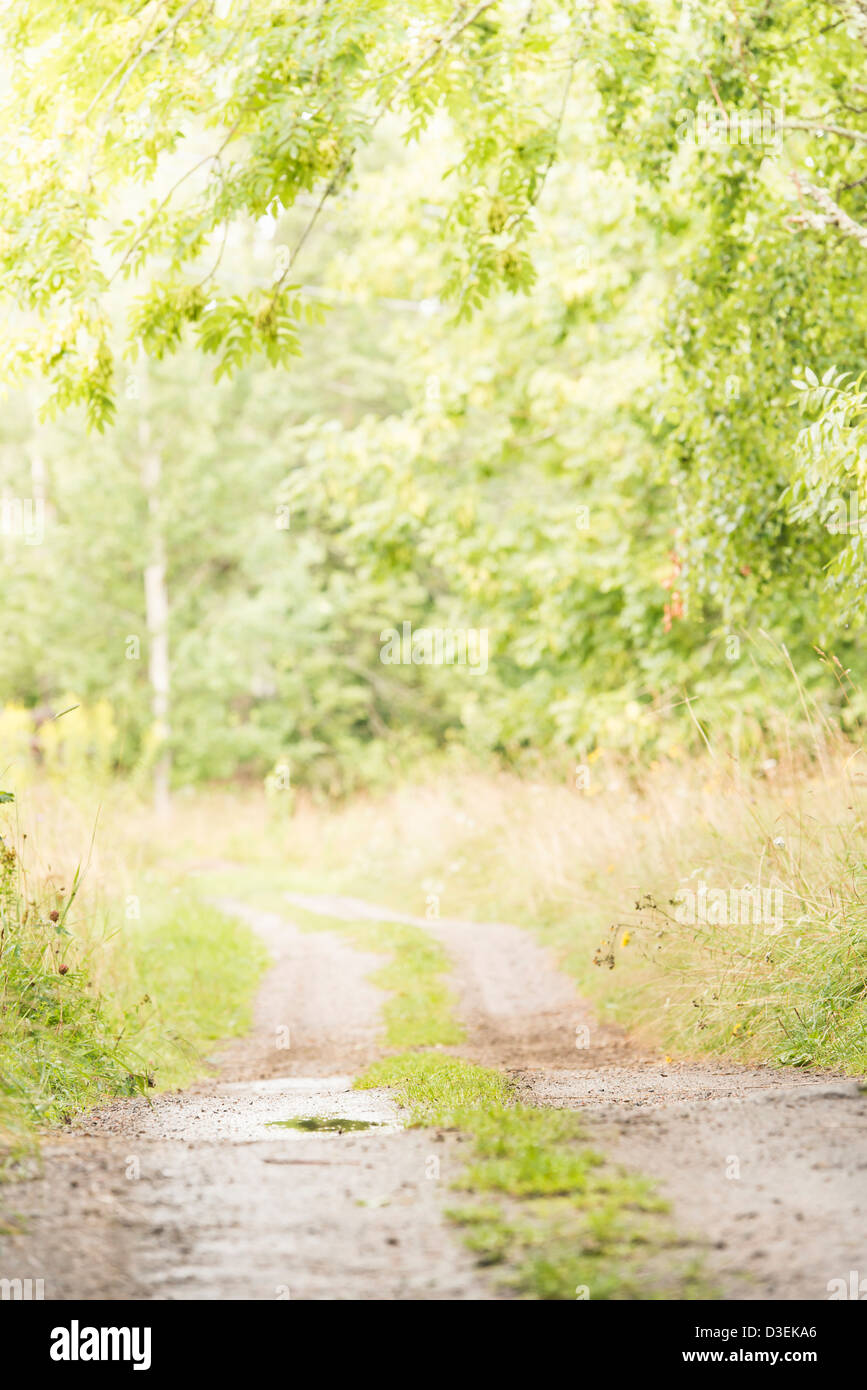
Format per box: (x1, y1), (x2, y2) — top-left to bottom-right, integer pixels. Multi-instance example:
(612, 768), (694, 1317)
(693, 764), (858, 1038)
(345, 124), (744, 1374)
(781, 118), (867, 145)
(788, 173), (867, 251)
(268, 0), (500, 305)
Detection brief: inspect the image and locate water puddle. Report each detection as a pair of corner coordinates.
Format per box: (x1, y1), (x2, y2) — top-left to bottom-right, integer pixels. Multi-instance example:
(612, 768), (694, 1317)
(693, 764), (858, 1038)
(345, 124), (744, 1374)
(89, 1076), (401, 1142)
(267, 1116), (382, 1133)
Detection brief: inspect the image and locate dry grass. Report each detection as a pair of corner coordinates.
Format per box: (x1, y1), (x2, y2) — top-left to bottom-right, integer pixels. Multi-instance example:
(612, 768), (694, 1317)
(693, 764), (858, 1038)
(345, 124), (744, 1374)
(9, 726), (867, 1079)
(173, 739), (866, 1073)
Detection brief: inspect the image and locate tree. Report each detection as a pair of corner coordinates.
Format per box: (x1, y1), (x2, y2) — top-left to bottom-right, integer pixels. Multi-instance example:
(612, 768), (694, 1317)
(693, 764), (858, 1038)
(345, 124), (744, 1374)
(0, 0), (581, 427)
(579, 1), (867, 680)
(5, 0), (867, 794)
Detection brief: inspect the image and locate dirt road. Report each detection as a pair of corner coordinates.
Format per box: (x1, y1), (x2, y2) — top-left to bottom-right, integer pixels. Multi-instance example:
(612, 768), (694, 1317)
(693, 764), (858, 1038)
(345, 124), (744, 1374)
(2, 894), (864, 1300)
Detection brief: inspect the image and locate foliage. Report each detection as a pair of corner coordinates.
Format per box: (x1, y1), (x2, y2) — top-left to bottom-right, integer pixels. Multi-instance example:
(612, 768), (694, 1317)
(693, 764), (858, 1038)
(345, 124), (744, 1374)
(789, 368), (867, 624)
(582, 0), (867, 640)
(4, 2), (867, 788)
(0, 0), (580, 426)
(0, 820), (268, 1159)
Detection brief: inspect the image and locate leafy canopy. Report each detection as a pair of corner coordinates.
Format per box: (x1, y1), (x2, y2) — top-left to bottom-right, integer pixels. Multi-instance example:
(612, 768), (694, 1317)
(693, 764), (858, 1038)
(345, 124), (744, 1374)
(0, 0), (580, 427)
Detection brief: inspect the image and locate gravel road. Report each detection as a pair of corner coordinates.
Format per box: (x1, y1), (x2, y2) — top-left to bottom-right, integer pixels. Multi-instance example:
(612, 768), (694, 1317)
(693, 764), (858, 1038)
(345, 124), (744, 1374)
(2, 893), (863, 1300)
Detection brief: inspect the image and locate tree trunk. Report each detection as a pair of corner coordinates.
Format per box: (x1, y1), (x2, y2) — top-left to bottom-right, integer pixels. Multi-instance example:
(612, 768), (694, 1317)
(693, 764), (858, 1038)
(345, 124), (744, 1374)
(139, 412), (171, 818)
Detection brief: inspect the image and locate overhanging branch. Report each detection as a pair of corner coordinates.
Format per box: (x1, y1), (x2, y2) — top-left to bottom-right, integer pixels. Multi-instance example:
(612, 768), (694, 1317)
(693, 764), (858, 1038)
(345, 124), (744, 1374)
(788, 172), (867, 250)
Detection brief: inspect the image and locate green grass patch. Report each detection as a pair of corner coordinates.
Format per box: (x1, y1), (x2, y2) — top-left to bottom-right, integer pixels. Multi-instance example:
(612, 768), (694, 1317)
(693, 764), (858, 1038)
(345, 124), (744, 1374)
(457, 1105), (607, 1197)
(279, 903), (463, 1047)
(355, 1049), (711, 1299)
(123, 890), (269, 1088)
(356, 1051), (513, 1120)
(0, 844), (268, 1163)
(207, 875), (465, 1049)
(342, 920), (464, 1048)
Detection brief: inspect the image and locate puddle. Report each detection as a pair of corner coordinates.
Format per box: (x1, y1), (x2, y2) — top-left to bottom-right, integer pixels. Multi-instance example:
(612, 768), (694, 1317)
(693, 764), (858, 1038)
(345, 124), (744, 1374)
(78, 1076), (401, 1142)
(267, 1116), (382, 1133)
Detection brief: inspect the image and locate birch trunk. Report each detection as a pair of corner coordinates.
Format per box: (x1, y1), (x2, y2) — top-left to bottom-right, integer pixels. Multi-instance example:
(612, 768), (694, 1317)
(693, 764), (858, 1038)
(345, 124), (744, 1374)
(139, 414), (171, 817)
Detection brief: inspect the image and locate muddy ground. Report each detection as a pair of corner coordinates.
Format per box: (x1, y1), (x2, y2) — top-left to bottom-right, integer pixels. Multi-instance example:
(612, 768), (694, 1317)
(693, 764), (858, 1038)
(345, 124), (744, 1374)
(1, 893), (864, 1299)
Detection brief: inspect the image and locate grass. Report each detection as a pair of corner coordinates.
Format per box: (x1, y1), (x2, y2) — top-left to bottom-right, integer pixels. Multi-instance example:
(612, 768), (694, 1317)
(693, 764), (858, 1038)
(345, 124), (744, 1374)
(191, 747), (867, 1075)
(6, 737), (859, 1291)
(193, 874), (464, 1049)
(0, 834), (142, 1157)
(355, 1051), (710, 1299)
(21, 682), (867, 1077)
(279, 904), (464, 1048)
(0, 778), (716, 1297)
(122, 889), (270, 1087)
(0, 819), (268, 1164)
(356, 1050), (513, 1120)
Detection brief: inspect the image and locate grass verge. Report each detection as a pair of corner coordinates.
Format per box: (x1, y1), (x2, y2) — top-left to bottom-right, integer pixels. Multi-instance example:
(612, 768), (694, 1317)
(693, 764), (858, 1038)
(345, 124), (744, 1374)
(222, 754), (867, 1075)
(0, 831), (268, 1165)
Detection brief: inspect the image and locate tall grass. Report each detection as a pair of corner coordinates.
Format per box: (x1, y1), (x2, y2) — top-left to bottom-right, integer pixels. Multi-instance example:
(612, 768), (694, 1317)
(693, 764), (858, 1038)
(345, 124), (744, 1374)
(178, 736), (867, 1074)
(0, 831), (147, 1158)
(7, 711), (865, 1094)
(0, 794), (268, 1164)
